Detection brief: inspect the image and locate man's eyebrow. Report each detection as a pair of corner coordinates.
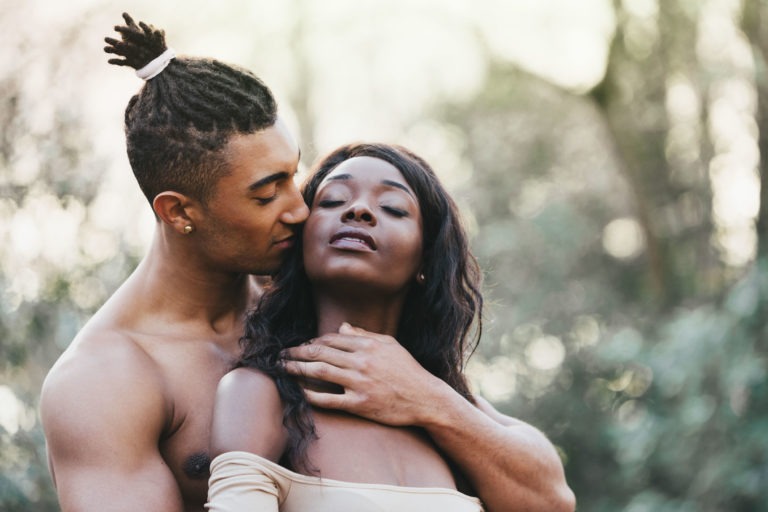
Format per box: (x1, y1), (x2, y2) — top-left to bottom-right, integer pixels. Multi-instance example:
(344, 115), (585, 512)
(248, 171), (291, 191)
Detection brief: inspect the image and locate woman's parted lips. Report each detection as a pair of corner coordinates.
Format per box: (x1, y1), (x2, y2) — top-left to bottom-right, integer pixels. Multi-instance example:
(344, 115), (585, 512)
(329, 228), (377, 250)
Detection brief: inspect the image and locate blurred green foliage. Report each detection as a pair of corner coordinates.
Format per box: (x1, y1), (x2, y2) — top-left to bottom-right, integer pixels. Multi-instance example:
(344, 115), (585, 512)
(451, 1), (768, 510)
(504, 261), (768, 511)
(2, 1), (768, 511)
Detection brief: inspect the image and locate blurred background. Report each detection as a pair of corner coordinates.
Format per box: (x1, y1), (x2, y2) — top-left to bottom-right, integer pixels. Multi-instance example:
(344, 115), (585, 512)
(2, 0), (767, 510)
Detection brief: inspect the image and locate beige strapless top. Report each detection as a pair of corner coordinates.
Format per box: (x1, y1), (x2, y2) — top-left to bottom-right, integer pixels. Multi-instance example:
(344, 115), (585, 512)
(207, 451), (484, 512)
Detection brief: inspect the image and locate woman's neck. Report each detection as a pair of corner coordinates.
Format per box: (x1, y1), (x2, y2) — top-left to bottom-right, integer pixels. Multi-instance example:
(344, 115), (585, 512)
(313, 292), (405, 337)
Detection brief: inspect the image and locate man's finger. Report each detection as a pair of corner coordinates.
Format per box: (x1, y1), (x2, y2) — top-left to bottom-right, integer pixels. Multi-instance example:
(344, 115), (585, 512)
(302, 388), (353, 411)
(305, 325), (395, 352)
(339, 322), (396, 340)
(283, 360), (355, 387)
(301, 332), (369, 352)
(338, 322), (360, 335)
(283, 343), (357, 367)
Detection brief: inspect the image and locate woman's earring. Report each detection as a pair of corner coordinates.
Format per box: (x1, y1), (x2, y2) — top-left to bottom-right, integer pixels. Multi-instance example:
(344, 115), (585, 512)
(417, 272), (426, 284)
(183, 225), (194, 234)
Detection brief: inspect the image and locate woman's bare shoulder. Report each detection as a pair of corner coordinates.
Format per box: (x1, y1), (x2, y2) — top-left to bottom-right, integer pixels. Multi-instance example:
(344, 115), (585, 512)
(211, 367), (288, 461)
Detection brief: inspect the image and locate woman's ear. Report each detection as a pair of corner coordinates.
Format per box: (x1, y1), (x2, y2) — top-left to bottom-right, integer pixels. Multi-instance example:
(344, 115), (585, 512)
(416, 267), (426, 285)
(153, 191), (199, 235)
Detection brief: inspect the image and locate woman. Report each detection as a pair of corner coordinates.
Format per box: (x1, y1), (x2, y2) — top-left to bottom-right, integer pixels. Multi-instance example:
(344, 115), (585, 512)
(207, 143), (485, 511)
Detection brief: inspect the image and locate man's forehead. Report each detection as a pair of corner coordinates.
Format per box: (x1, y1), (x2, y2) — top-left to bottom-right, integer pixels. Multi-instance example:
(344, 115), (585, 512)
(223, 132), (299, 178)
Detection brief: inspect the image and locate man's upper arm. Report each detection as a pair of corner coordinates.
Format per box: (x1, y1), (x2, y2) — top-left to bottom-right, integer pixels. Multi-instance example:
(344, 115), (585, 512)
(41, 340), (182, 512)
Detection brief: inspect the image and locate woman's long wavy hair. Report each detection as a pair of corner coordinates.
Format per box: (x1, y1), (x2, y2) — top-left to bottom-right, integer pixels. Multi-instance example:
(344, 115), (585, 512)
(239, 143), (483, 473)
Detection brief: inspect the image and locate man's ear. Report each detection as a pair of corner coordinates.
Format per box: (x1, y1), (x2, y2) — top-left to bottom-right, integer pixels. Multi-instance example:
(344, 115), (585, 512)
(153, 191), (199, 235)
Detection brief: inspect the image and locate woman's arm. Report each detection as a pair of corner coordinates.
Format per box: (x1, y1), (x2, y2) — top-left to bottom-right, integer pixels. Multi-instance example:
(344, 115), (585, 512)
(207, 368), (288, 511)
(210, 367), (287, 460)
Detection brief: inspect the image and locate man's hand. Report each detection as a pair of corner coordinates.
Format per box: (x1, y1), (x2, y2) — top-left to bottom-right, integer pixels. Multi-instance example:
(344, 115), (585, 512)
(284, 322), (576, 512)
(282, 322), (449, 426)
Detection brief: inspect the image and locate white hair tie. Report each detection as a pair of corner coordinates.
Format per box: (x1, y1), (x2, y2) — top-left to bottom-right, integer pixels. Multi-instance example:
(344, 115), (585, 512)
(136, 48), (176, 80)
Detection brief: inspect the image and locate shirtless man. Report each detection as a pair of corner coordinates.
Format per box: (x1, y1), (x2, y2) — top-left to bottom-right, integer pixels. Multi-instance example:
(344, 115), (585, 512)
(41, 13), (574, 512)
(40, 14), (309, 511)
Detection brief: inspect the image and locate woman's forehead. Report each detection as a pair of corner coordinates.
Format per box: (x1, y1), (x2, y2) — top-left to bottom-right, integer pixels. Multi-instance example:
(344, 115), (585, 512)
(321, 156), (412, 190)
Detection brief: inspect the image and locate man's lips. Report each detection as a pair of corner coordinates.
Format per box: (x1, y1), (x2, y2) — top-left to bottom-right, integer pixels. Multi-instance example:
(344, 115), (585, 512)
(273, 235), (295, 249)
(329, 228), (377, 250)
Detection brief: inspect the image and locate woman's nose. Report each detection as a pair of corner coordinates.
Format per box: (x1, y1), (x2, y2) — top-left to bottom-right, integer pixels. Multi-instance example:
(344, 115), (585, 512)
(342, 204), (376, 225)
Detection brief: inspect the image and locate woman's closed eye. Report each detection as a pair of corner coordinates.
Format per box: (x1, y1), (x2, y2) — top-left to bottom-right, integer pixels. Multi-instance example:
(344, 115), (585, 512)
(382, 205), (408, 217)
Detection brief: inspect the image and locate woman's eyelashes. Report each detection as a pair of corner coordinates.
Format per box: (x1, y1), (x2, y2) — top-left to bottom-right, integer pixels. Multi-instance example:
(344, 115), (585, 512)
(382, 205), (408, 217)
(316, 197), (409, 218)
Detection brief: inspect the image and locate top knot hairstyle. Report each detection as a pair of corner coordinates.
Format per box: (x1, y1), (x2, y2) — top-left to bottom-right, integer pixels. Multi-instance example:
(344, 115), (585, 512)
(104, 13), (278, 205)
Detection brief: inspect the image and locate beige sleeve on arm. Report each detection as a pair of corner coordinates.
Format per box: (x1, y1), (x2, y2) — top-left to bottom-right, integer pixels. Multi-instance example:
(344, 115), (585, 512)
(207, 452), (288, 512)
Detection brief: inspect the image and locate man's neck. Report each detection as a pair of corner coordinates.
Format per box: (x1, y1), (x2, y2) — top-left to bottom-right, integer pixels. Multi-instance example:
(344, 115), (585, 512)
(121, 229), (263, 335)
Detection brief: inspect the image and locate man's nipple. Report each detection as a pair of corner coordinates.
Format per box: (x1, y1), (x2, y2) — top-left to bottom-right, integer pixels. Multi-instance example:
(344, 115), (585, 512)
(183, 452), (211, 480)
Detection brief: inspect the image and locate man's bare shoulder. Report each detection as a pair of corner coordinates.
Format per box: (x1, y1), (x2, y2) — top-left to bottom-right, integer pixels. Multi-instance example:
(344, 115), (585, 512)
(45, 315), (160, 385)
(40, 319), (169, 443)
(39, 313), (184, 506)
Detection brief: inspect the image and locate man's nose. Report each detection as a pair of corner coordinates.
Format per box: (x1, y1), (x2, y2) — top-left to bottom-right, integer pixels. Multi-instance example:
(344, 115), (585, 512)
(281, 186), (309, 225)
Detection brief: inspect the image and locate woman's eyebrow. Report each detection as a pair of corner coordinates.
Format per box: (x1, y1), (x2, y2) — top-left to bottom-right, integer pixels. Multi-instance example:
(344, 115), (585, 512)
(381, 179), (415, 198)
(326, 173), (414, 198)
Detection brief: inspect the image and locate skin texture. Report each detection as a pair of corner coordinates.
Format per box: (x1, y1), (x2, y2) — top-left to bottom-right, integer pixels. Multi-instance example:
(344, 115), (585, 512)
(211, 156), (576, 512)
(285, 325), (575, 512)
(40, 118), (309, 512)
(303, 156), (424, 312)
(211, 158), (457, 492)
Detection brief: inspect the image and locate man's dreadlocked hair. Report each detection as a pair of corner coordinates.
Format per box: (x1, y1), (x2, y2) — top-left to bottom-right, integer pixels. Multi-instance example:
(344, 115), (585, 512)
(104, 13), (278, 205)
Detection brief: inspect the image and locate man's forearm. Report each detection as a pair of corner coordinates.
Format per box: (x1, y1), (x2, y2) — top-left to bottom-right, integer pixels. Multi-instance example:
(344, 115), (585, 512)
(417, 384), (575, 512)
(281, 326), (575, 511)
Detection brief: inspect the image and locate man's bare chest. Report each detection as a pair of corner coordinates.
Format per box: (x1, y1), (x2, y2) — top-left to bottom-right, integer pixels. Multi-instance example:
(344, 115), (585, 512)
(160, 406), (215, 510)
(150, 342), (237, 508)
